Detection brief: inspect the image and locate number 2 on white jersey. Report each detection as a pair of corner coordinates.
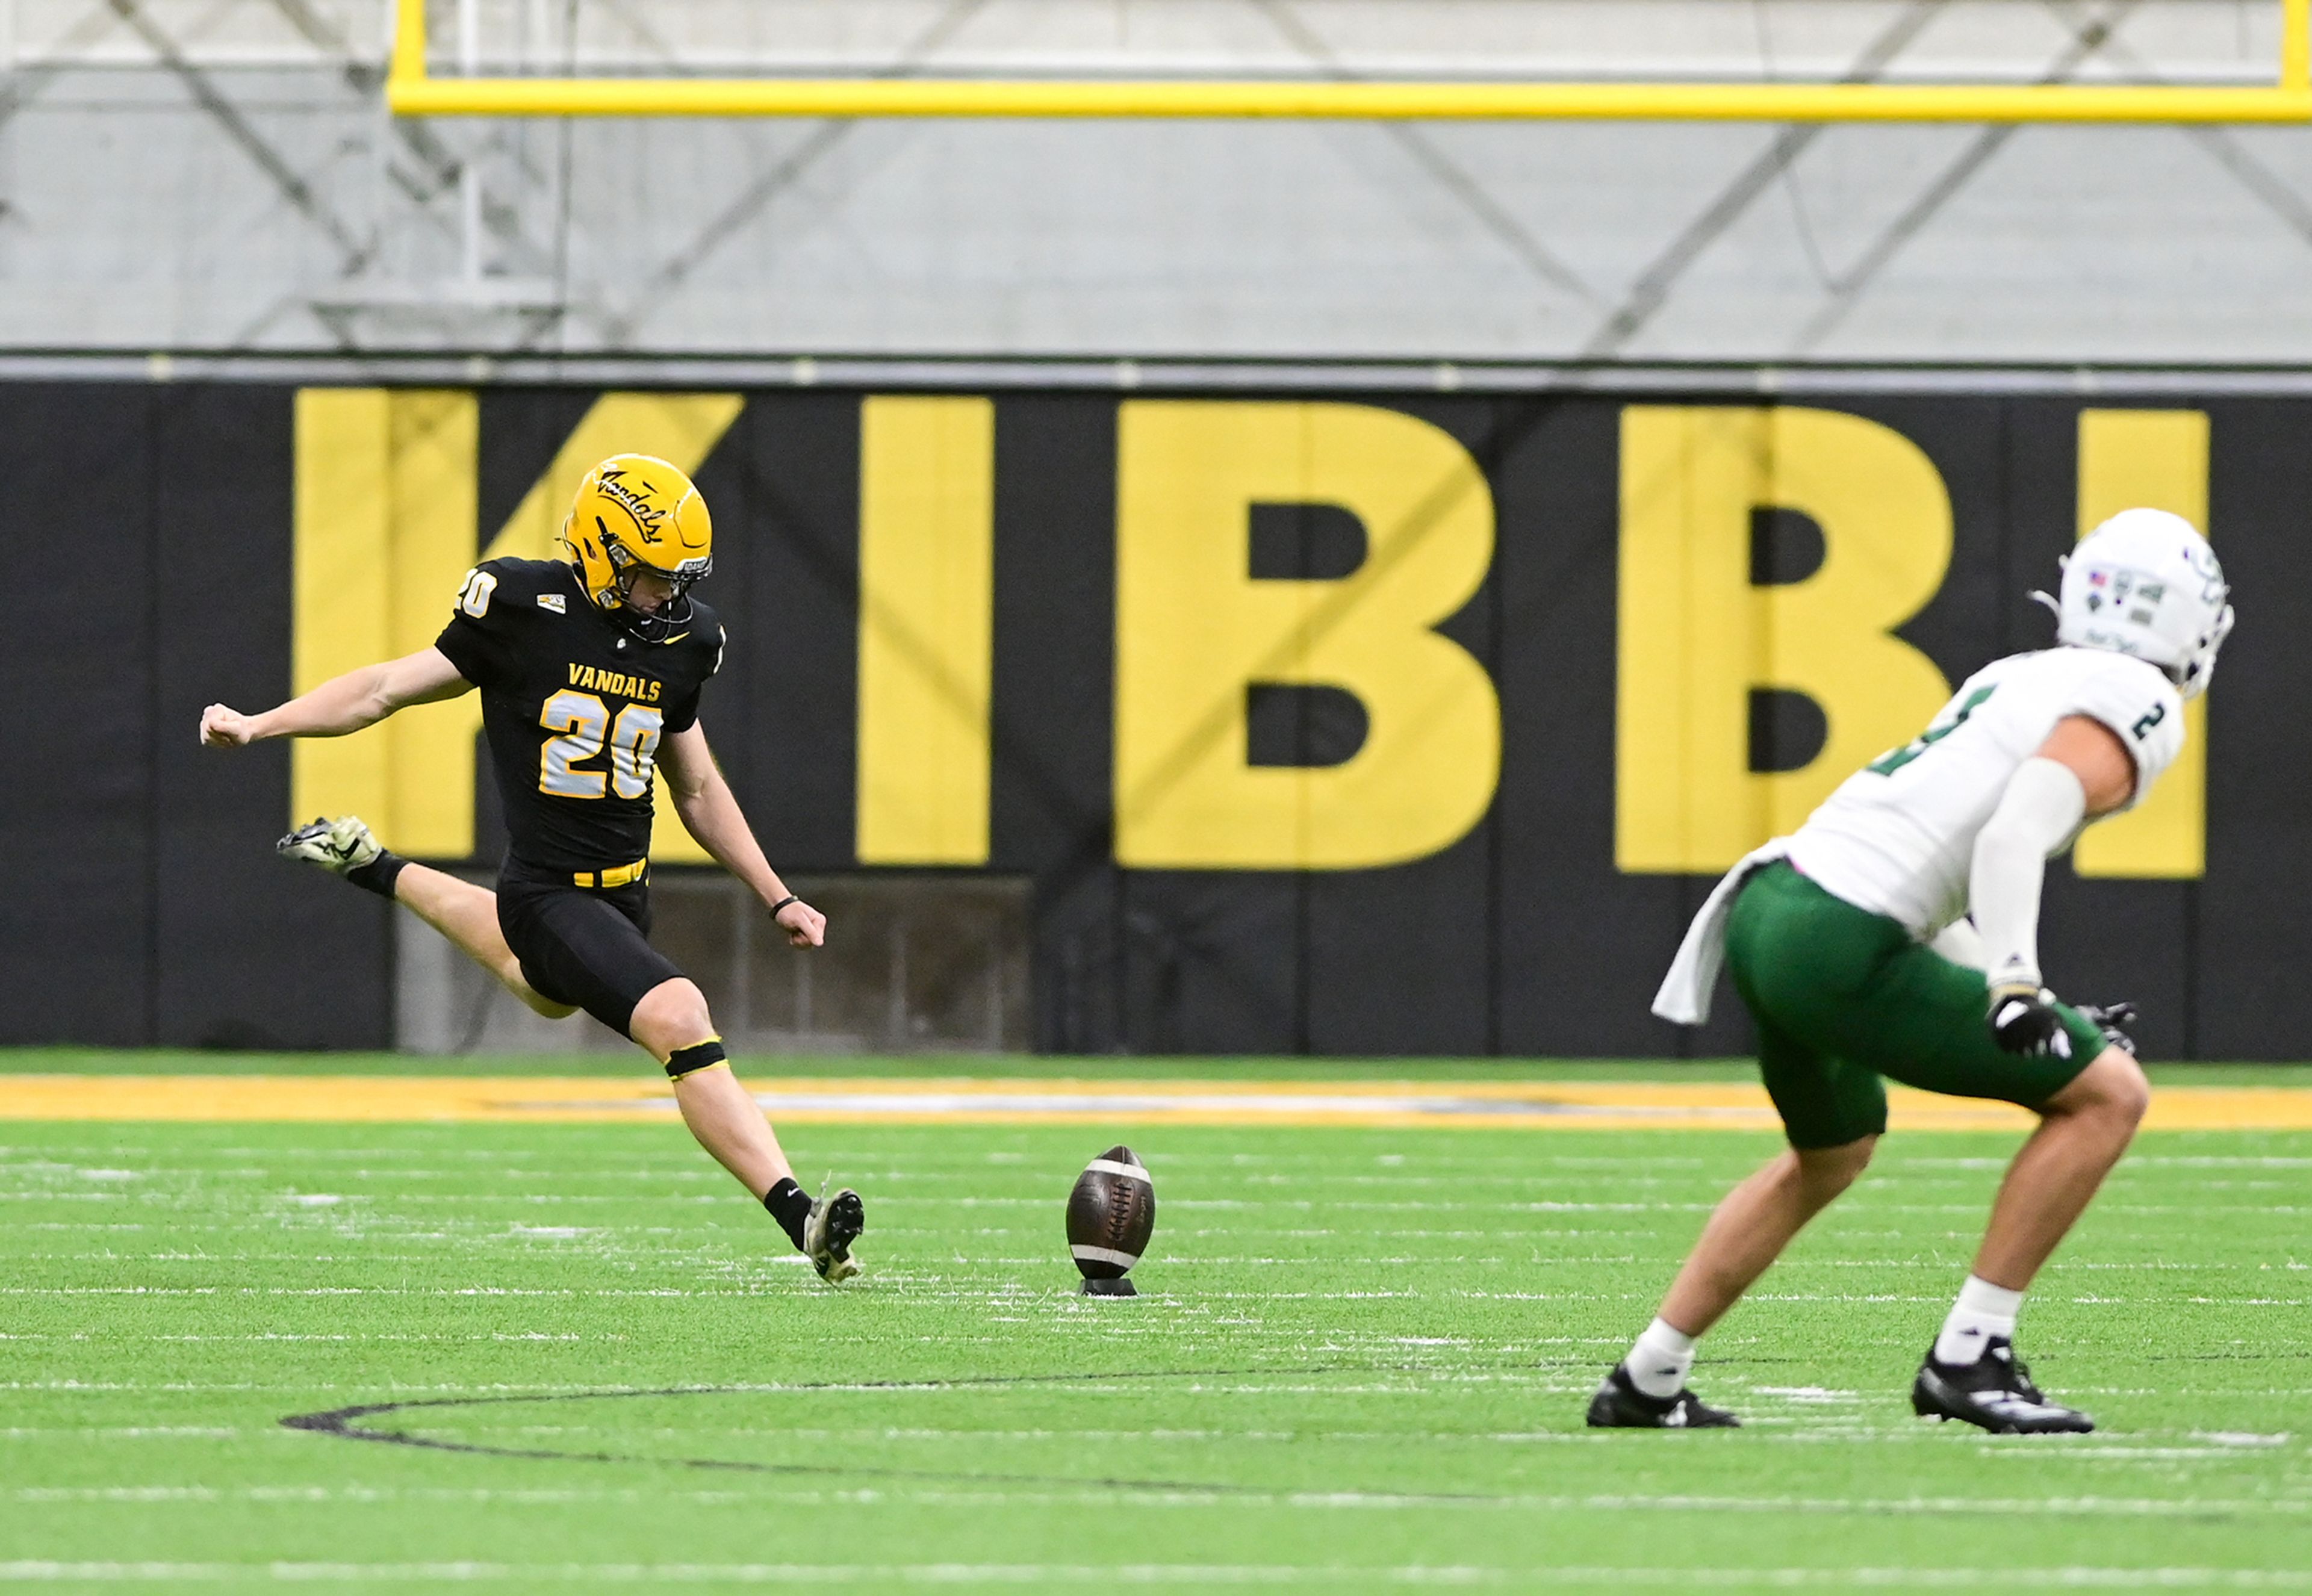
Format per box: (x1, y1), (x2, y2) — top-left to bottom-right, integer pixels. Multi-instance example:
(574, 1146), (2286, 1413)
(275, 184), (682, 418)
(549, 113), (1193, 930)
(539, 689), (663, 800)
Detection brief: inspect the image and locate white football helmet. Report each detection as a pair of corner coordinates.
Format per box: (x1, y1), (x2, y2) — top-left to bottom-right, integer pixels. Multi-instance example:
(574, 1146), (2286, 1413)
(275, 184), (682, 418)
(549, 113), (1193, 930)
(2051, 508), (2234, 700)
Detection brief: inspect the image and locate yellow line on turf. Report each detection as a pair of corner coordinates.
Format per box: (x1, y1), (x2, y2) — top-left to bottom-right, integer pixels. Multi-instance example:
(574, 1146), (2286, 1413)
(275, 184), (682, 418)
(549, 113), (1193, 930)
(0, 1076), (2304, 1130)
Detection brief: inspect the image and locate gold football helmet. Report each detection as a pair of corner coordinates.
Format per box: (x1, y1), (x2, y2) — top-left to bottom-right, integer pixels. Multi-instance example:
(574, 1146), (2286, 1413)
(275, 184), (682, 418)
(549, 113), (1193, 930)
(559, 453), (713, 642)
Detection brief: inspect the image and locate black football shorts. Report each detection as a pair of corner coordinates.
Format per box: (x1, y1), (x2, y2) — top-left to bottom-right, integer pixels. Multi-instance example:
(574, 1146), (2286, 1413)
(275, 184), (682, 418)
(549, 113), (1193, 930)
(494, 857), (685, 1038)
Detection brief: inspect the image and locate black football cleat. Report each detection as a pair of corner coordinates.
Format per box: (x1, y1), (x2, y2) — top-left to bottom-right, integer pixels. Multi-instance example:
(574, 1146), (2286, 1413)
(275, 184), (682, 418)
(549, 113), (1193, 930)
(803, 1187), (865, 1283)
(1912, 1338), (2093, 1434)
(1586, 1362), (1739, 1429)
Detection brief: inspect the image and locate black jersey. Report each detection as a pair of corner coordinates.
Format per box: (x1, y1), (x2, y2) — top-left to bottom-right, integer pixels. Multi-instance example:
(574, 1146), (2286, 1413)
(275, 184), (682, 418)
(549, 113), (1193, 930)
(434, 558), (726, 875)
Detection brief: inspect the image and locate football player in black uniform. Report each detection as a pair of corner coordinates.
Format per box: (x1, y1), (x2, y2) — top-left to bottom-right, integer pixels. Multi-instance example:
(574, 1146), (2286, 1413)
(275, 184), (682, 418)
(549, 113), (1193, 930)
(200, 454), (865, 1282)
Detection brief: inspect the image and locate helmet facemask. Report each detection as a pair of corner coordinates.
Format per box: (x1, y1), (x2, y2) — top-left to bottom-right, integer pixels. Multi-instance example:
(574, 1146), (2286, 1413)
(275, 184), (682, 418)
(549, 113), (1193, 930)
(599, 520), (710, 644)
(2176, 600), (2235, 700)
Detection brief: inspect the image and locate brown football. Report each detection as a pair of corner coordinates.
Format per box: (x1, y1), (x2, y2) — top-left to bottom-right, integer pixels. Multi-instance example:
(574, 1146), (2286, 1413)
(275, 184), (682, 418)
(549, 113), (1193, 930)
(1066, 1144), (1156, 1287)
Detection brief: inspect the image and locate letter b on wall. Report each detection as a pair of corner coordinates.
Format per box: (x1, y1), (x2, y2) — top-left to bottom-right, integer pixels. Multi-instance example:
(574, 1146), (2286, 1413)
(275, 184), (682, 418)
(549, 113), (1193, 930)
(1114, 401), (1500, 869)
(1617, 406), (1954, 872)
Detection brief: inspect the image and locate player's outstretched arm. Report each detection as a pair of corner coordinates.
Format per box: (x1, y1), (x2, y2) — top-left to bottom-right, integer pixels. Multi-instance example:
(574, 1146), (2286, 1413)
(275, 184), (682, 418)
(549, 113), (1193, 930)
(1970, 715), (2138, 1055)
(659, 722), (826, 949)
(199, 648), (471, 748)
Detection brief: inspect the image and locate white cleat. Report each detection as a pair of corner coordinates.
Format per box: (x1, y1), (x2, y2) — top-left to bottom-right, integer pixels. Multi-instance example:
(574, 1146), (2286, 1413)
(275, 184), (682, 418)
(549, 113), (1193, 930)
(803, 1188), (865, 1283)
(277, 815), (382, 876)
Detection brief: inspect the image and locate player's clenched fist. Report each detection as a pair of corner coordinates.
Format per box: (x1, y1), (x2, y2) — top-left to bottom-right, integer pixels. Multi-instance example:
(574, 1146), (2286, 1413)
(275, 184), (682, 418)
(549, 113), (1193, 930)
(200, 704), (258, 747)
(774, 898), (827, 949)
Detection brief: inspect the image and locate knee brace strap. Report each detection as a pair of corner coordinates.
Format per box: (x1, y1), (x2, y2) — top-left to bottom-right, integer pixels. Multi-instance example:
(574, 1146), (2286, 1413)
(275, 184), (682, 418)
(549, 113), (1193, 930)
(664, 1037), (727, 1081)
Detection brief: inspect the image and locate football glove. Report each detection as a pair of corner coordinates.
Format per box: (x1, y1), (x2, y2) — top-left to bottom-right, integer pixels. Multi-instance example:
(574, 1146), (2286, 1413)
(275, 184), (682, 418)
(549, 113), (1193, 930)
(1987, 981), (2073, 1060)
(2075, 1001), (2139, 1056)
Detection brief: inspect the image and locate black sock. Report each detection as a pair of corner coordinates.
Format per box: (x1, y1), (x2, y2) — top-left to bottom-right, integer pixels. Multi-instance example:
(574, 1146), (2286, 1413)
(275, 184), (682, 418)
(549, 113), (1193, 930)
(344, 851), (409, 900)
(764, 1178), (812, 1250)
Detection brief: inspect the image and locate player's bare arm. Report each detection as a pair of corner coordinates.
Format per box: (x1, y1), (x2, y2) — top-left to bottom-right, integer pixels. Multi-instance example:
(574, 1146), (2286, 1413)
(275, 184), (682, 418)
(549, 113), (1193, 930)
(657, 722), (825, 949)
(1883, 719), (2143, 986)
(2039, 713), (2138, 814)
(199, 647), (470, 747)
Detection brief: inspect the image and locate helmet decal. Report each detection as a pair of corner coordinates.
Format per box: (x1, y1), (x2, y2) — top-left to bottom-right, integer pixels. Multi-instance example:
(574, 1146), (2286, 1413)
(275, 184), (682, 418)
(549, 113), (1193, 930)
(2051, 509), (2234, 698)
(595, 466), (668, 545)
(559, 454), (716, 643)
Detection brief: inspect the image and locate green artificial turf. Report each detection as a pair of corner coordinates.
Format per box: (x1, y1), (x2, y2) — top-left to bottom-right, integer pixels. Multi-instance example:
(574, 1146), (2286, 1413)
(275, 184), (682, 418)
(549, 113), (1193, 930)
(2, 1101), (2308, 1591)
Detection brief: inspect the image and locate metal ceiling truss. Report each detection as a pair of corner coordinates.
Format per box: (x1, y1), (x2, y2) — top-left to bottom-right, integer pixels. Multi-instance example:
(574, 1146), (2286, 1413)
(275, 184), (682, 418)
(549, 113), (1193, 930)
(13, 2), (2312, 361)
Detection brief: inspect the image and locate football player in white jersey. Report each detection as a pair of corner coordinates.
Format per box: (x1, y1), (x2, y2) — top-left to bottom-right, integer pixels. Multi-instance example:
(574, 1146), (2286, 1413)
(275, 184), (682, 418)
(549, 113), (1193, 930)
(1591, 509), (2234, 1435)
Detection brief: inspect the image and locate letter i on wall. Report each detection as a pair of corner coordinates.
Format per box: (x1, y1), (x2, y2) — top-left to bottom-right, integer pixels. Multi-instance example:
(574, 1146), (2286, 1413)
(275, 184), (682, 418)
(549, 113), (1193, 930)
(2072, 409), (2209, 880)
(854, 396), (998, 866)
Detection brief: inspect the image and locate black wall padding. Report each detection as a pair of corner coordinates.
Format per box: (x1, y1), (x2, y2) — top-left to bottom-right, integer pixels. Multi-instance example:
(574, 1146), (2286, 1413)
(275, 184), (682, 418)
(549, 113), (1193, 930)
(6, 382), (2307, 1059)
(0, 385), (391, 1048)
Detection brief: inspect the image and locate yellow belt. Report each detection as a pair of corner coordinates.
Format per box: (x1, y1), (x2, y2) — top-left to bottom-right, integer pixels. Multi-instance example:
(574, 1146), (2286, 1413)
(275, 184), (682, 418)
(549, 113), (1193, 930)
(572, 858), (648, 890)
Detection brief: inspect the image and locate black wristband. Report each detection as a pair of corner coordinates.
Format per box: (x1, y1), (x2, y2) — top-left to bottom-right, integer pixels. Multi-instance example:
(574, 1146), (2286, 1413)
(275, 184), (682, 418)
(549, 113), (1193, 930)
(768, 895), (800, 919)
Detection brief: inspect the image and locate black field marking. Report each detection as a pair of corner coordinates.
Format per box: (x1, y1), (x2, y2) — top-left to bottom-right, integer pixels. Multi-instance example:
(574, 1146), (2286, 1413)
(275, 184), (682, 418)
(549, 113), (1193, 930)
(281, 1366), (1556, 1502)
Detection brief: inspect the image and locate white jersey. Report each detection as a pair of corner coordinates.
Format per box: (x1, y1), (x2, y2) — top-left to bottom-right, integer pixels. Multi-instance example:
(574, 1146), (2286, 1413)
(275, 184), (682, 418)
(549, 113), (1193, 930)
(1786, 647), (2187, 938)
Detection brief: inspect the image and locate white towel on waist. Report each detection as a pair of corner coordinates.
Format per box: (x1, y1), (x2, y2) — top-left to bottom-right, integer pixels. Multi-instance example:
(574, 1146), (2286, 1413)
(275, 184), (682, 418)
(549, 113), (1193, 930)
(1650, 840), (1793, 1026)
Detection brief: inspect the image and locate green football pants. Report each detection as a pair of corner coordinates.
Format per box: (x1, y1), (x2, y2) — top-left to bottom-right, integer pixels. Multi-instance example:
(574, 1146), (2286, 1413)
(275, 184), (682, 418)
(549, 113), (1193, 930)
(1723, 862), (2105, 1149)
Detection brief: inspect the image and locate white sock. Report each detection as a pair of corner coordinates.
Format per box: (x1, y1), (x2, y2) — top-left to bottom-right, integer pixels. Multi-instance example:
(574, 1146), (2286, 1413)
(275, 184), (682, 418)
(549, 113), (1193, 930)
(1933, 1275), (2024, 1366)
(1624, 1317), (1697, 1399)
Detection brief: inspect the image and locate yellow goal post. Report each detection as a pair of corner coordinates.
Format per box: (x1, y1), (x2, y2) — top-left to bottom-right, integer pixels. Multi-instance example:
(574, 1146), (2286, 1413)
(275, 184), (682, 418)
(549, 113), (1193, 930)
(388, 0), (2312, 123)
